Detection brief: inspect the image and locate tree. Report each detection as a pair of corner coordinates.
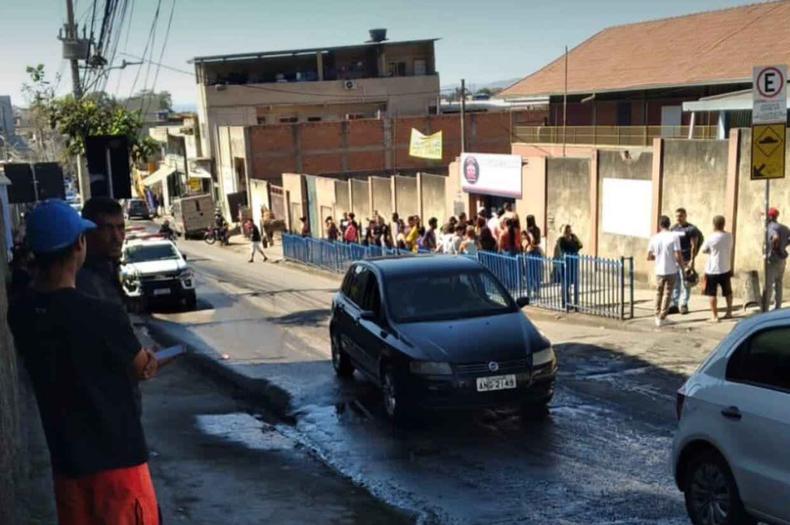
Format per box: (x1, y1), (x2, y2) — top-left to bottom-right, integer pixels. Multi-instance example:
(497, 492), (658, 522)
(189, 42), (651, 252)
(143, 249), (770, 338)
(22, 65), (159, 163)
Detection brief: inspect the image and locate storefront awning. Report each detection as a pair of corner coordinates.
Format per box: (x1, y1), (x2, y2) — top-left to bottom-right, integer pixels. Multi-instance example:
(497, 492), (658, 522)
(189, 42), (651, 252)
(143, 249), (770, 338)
(142, 165), (176, 187)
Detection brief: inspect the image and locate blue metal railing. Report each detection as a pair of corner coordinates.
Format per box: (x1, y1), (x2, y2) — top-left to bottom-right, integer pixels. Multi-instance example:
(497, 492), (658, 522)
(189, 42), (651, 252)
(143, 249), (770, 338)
(282, 234), (634, 319)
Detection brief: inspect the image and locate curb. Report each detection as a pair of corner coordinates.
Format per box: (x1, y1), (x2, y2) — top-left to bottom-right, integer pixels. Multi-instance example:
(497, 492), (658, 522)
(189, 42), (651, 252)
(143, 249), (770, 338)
(145, 320), (296, 424)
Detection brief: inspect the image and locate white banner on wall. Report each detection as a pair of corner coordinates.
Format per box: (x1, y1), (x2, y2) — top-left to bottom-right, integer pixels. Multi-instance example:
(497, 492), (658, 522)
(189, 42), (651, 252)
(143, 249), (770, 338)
(460, 153), (523, 198)
(601, 178), (653, 239)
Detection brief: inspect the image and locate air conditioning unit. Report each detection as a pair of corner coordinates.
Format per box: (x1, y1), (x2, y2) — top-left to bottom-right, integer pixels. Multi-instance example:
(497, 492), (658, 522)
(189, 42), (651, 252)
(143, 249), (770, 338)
(343, 80), (357, 90)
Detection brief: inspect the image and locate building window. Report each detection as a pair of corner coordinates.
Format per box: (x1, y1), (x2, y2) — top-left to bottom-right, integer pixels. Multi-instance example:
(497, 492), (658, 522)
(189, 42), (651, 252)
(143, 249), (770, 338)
(307, 116), (322, 122)
(414, 59), (427, 76)
(388, 62), (406, 77)
(346, 113), (366, 120)
(279, 116), (298, 123)
(257, 116), (267, 125)
(428, 105), (437, 115)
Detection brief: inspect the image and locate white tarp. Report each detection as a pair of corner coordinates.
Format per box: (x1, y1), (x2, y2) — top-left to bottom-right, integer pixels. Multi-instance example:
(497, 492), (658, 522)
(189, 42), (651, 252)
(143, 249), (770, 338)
(601, 178), (652, 239)
(460, 153), (522, 198)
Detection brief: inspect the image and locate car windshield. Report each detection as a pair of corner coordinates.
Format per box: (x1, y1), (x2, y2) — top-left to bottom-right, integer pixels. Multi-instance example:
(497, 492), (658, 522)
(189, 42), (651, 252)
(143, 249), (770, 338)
(129, 201), (146, 210)
(385, 270), (516, 323)
(125, 244), (179, 263)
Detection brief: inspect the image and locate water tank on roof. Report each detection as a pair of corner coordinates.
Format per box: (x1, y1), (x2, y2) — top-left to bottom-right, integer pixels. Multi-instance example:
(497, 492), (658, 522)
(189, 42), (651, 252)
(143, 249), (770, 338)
(368, 28), (388, 43)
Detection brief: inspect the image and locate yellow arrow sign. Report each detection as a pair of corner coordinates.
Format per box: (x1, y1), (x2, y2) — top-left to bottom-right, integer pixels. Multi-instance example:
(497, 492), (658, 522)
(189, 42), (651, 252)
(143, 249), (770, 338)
(751, 124), (786, 180)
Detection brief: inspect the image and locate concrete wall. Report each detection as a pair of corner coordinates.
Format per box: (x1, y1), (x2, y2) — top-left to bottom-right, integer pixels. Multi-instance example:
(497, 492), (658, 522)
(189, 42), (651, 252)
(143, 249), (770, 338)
(282, 173), (305, 228)
(545, 158), (592, 254)
(335, 180), (350, 216)
(419, 173), (447, 224)
(734, 128), (790, 294)
(661, 140), (729, 240)
(597, 148), (654, 280)
(370, 177), (393, 219)
(394, 175), (419, 218)
(515, 157), (547, 238)
(249, 179), (270, 227)
(350, 179), (370, 219)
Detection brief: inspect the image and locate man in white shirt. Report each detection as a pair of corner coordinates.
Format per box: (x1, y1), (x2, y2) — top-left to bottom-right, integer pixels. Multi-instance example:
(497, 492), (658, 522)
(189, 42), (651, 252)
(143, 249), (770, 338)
(700, 215), (733, 321)
(648, 215), (683, 327)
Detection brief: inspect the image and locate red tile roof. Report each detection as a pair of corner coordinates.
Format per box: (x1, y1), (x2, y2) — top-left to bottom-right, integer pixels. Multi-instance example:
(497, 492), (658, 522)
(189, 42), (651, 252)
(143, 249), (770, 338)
(500, 1), (790, 98)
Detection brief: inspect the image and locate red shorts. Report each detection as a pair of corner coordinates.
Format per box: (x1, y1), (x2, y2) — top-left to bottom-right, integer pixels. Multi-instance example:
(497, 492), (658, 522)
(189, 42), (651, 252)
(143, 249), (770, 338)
(54, 463), (159, 525)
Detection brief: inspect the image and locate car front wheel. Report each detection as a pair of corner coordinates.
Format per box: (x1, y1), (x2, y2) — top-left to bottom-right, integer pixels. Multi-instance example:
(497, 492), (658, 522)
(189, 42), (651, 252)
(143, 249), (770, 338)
(382, 367), (415, 425)
(683, 450), (755, 525)
(330, 332), (354, 378)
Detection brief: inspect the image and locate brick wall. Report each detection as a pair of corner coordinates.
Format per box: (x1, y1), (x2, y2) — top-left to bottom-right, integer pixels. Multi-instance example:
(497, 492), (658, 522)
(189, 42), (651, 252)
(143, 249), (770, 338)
(248, 111), (540, 181)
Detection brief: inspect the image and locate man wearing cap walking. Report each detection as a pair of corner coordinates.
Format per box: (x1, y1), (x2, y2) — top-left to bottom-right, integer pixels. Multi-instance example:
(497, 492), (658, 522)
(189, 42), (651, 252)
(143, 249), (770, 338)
(8, 200), (162, 525)
(763, 207), (790, 311)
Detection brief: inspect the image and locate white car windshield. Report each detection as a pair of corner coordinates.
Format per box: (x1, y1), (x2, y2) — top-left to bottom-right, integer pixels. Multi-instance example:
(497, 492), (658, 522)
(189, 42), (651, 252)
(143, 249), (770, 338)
(125, 244), (179, 263)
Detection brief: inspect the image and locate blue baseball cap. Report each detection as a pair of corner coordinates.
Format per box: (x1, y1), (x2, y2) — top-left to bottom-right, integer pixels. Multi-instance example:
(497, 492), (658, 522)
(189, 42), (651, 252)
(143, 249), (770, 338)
(26, 199), (97, 254)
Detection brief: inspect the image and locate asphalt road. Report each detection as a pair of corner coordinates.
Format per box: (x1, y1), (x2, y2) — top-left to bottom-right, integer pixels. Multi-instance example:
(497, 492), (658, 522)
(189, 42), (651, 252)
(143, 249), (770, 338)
(139, 226), (715, 524)
(142, 359), (412, 524)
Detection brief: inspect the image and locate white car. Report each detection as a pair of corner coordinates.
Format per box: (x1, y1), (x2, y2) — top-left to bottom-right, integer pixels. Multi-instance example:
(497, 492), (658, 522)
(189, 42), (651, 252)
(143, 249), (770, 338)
(673, 309), (790, 525)
(120, 238), (196, 310)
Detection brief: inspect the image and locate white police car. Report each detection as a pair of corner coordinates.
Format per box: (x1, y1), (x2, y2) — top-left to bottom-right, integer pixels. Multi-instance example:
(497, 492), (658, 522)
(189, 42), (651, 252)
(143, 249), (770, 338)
(120, 238), (196, 310)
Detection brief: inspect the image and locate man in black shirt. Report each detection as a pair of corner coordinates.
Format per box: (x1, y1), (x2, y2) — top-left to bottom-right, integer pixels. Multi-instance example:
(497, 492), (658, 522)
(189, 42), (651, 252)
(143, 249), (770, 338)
(9, 200), (161, 525)
(670, 207), (703, 315)
(76, 197), (127, 306)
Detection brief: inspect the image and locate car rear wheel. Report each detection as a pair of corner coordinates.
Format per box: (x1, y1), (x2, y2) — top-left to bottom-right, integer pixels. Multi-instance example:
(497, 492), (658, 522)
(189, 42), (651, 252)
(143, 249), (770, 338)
(683, 450), (755, 525)
(330, 333), (354, 378)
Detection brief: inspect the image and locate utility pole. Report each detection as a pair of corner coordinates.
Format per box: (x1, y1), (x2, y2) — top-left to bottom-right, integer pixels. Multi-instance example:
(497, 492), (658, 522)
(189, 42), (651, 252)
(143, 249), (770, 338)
(62, 0), (91, 200)
(65, 0), (82, 100)
(460, 79), (467, 152)
(563, 45), (568, 157)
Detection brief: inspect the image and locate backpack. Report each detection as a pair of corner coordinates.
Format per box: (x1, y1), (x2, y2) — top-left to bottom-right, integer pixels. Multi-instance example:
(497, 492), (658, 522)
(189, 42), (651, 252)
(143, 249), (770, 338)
(344, 222), (358, 242)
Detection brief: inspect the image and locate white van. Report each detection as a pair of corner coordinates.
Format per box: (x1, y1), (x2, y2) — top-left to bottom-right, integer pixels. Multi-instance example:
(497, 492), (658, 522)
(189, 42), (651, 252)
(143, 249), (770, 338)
(172, 194), (214, 238)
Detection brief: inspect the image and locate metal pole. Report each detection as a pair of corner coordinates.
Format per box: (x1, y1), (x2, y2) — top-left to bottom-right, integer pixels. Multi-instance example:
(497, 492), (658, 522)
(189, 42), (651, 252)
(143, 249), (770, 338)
(106, 146), (115, 199)
(65, 0), (91, 202)
(65, 0), (82, 100)
(763, 180), (770, 312)
(460, 79), (466, 152)
(563, 45), (568, 157)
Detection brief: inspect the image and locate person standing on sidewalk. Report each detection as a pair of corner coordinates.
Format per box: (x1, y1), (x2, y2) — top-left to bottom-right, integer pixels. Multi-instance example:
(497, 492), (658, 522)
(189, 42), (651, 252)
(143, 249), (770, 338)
(248, 220), (268, 263)
(76, 197), (127, 306)
(648, 215), (683, 327)
(763, 207), (790, 310)
(670, 207), (703, 315)
(701, 215), (733, 322)
(9, 200), (162, 525)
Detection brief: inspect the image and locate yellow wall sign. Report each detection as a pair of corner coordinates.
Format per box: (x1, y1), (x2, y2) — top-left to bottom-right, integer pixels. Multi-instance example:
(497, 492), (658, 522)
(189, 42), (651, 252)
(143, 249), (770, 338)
(188, 177), (203, 192)
(409, 128), (443, 160)
(751, 124), (786, 180)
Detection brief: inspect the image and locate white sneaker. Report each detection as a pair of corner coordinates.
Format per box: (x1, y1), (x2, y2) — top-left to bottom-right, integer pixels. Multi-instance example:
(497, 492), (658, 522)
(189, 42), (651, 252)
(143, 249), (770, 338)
(655, 317), (663, 327)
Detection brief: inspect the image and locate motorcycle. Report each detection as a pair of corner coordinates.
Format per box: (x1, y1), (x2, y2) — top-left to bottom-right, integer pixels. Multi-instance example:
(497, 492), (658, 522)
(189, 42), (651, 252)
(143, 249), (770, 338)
(203, 226), (229, 246)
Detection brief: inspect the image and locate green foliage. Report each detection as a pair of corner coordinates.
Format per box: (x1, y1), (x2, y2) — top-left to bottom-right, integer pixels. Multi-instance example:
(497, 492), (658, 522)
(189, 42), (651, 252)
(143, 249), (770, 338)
(22, 65), (159, 163)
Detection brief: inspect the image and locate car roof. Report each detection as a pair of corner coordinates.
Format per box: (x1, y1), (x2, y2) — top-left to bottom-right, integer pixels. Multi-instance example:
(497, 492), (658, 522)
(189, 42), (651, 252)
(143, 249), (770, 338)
(363, 255), (483, 278)
(125, 238), (175, 248)
(731, 308), (790, 332)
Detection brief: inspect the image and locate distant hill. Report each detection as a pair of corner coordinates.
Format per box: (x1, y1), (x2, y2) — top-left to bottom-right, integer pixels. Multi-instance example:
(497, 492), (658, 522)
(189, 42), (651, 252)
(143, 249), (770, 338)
(441, 77), (522, 94)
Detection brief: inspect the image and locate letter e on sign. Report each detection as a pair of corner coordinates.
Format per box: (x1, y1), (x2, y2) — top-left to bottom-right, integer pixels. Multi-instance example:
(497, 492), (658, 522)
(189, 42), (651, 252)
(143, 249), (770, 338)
(753, 65), (788, 125)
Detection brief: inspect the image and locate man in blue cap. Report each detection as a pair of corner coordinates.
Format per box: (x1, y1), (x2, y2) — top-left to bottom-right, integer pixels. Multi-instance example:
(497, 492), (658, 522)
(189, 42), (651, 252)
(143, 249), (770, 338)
(8, 199), (161, 525)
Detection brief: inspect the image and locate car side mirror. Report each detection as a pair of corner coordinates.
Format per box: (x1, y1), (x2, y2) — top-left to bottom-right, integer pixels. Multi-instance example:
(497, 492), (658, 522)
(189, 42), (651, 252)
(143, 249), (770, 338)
(183, 254), (188, 261)
(516, 297), (530, 308)
(359, 309), (376, 321)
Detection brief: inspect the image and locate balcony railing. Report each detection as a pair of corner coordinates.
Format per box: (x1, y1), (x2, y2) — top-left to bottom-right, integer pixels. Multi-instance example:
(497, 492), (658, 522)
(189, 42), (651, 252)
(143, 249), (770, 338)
(513, 125), (719, 146)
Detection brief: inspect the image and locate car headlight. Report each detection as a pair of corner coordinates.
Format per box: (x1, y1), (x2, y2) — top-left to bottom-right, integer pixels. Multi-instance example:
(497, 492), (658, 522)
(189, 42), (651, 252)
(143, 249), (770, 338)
(409, 361), (453, 375)
(179, 268), (193, 279)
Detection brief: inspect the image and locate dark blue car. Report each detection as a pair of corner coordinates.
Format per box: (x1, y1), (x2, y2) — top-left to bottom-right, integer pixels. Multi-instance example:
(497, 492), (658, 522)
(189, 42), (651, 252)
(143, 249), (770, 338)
(330, 256), (558, 424)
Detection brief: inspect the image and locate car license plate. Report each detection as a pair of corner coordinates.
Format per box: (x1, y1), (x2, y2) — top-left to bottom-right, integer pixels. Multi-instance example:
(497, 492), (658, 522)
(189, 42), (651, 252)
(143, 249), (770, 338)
(476, 374), (517, 392)
(153, 288), (171, 296)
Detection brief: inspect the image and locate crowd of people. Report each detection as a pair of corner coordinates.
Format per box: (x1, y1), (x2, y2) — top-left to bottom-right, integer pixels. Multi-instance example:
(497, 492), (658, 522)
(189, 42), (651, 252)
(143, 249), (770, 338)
(320, 202), (584, 260)
(648, 206), (790, 326)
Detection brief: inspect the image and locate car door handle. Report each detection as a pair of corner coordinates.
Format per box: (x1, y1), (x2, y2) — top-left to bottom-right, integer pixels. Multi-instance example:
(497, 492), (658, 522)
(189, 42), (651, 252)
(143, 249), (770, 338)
(721, 406), (742, 421)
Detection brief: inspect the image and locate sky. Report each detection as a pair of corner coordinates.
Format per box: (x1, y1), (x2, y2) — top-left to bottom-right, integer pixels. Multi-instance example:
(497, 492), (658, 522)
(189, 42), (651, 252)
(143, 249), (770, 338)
(0, 0), (759, 108)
